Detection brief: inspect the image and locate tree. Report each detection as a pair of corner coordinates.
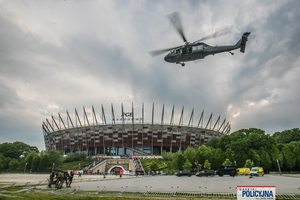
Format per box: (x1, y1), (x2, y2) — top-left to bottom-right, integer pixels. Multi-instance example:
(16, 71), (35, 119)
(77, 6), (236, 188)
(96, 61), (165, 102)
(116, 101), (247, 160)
(203, 160), (211, 169)
(172, 151), (185, 171)
(0, 154), (4, 171)
(206, 137), (219, 149)
(211, 148), (225, 168)
(39, 154), (50, 170)
(0, 143), (19, 159)
(24, 151), (38, 170)
(162, 151), (172, 161)
(184, 147), (196, 165)
(269, 145), (284, 169)
(260, 149), (272, 172)
(150, 160), (159, 171)
(183, 159), (192, 170)
(32, 156), (41, 171)
(194, 148), (205, 166)
(8, 159), (19, 171)
(222, 159), (232, 166)
(48, 150), (63, 166)
(247, 149), (261, 166)
(244, 159), (254, 168)
(293, 147), (300, 168)
(217, 135), (231, 151)
(224, 149), (234, 162)
(282, 145), (296, 171)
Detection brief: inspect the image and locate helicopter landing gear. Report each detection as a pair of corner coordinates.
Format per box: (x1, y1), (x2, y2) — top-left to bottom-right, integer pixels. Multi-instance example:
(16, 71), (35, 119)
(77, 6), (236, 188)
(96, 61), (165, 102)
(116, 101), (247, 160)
(176, 62), (185, 67)
(229, 51), (234, 55)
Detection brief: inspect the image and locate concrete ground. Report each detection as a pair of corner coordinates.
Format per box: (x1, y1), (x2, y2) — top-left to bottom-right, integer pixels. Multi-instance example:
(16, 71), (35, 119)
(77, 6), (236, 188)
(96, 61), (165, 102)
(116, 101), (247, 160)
(1, 173), (300, 194)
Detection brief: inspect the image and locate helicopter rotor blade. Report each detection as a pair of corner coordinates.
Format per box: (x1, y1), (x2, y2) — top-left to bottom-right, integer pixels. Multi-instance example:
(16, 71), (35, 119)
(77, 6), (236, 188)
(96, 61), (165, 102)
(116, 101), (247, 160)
(193, 26), (233, 43)
(149, 45), (183, 57)
(167, 12), (188, 44)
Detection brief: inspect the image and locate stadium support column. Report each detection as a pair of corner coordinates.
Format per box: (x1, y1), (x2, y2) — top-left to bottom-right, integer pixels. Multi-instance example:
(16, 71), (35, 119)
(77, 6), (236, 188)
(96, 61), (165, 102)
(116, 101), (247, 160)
(92, 105), (98, 156)
(59, 113), (67, 154)
(75, 108), (82, 152)
(121, 103), (125, 155)
(52, 115), (63, 152)
(151, 103), (154, 155)
(46, 119), (55, 150)
(161, 104), (164, 155)
(67, 110), (74, 153)
(111, 103), (115, 155)
(179, 106), (184, 152)
(170, 105), (174, 154)
(83, 106), (89, 153)
(101, 104), (106, 155)
(197, 110), (204, 147)
(188, 108), (194, 147)
(132, 102), (134, 154)
(142, 103), (144, 156)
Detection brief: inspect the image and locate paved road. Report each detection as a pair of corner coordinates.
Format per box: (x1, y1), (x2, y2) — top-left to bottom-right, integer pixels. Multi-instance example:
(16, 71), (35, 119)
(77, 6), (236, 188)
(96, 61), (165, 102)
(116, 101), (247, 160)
(67, 175), (300, 193)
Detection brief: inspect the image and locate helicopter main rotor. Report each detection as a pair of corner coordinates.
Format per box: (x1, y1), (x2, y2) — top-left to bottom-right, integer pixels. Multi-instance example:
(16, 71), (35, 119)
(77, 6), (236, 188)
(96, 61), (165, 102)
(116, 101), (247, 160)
(149, 12), (233, 57)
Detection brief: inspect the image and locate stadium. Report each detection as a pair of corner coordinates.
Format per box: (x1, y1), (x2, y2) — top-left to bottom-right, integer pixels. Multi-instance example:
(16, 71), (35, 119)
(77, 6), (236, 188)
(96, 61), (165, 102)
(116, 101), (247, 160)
(42, 103), (230, 156)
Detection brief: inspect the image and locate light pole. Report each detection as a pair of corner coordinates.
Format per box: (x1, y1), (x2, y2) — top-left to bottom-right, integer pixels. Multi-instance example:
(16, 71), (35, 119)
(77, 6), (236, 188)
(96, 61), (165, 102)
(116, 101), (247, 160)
(163, 162), (165, 173)
(277, 159), (281, 175)
(24, 163), (27, 174)
(52, 163), (55, 172)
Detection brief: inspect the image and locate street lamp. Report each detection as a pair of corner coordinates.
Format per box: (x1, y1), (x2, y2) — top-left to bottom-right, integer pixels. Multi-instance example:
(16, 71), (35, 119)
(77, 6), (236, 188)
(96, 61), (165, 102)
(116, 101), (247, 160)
(163, 162), (165, 173)
(277, 159), (281, 175)
(24, 163), (27, 174)
(52, 163), (55, 172)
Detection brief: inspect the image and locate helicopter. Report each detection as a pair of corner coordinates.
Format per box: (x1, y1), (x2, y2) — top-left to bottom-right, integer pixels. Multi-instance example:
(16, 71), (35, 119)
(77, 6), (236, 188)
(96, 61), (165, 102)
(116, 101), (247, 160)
(149, 12), (251, 66)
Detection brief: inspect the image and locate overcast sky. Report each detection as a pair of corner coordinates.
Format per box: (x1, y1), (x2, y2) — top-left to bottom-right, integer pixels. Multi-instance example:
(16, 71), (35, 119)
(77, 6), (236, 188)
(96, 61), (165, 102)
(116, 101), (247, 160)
(0, 0), (299, 151)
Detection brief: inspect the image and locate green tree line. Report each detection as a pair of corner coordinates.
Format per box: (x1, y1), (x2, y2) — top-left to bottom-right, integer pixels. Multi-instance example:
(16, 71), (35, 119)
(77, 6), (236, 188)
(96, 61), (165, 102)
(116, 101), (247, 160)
(158, 128), (300, 173)
(0, 142), (91, 172)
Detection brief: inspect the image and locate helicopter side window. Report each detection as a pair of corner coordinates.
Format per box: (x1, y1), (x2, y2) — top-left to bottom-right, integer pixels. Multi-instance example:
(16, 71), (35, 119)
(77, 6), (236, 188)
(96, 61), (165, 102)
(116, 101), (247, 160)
(186, 47), (192, 53)
(176, 49), (181, 54)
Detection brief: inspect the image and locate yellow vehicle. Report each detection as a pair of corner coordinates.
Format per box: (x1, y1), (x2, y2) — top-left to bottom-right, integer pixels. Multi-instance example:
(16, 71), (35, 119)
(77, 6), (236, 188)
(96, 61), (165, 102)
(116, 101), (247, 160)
(237, 168), (250, 175)
(250, 167), (264, 176)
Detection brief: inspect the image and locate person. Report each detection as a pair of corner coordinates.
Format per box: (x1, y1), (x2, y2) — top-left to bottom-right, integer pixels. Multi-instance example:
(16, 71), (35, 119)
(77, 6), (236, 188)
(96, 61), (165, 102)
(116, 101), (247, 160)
(64, 171), (69, 187)
(68, 171), (74, 187)
(56, 171), (65, 189)
(78, 172), (82, 178)
(47, 172), (55, 188)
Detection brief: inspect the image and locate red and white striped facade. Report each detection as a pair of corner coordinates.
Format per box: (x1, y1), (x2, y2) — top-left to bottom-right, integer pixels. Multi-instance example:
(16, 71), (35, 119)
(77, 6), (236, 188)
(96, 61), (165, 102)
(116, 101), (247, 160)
(42, 103), (230, 156)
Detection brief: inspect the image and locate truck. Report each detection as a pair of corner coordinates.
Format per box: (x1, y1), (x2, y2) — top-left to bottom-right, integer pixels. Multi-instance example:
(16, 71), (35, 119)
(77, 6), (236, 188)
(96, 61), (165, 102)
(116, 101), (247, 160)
(250, 167), (264, 176)
(216, 166), (237, 177)
(237, 168), (250, 175)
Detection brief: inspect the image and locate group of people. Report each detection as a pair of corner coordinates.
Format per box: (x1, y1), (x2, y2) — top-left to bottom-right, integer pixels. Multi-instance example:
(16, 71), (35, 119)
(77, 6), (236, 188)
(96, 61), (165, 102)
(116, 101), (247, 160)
(47, 171), (74, 189)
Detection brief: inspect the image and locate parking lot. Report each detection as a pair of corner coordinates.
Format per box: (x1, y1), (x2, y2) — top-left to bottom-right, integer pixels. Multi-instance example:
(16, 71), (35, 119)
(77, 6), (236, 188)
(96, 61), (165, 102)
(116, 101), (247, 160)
(68, 175), (299, 193)
(1, 174), (299, 193)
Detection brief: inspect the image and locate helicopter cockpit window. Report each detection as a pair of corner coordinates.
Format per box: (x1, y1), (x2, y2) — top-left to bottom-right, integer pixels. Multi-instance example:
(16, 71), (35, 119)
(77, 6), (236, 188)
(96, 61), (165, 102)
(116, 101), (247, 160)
(192, 45), (204, 51)
(176, 49), (181, 54)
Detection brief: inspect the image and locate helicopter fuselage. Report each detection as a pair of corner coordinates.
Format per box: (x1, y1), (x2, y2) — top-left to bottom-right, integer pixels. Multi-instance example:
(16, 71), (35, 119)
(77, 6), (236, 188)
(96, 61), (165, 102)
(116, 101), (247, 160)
(164, 42), (240, 64)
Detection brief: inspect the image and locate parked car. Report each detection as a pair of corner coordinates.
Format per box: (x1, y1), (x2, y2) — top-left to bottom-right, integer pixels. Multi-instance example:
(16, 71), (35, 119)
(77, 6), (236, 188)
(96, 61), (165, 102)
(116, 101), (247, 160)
(216, 166), (237, 177)
(237, 168), (250, 175)
(250, 167), (264, 176)
(176, 170), (192, 177)
(195, 170), (215, 177)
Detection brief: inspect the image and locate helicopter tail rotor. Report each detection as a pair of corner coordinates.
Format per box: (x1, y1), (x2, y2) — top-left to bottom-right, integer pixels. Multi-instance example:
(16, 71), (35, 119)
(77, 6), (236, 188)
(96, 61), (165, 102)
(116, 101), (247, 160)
(240, 32), (251, 53)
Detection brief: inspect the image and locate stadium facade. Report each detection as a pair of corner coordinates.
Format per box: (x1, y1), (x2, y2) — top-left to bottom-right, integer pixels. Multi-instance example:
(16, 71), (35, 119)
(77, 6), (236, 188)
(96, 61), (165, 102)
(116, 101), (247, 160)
(42, 103), (231, 156)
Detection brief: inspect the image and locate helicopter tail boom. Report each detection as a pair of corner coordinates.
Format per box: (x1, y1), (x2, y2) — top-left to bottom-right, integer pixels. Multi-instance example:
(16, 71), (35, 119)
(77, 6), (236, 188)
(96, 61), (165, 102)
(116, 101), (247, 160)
(240, 32), (251, 53)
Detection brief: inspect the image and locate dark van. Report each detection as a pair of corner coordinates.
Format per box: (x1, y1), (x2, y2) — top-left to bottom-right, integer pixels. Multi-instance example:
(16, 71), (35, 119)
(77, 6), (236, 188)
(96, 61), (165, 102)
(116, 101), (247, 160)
(176, 170), (192, 177)
(195, 170), (215, 177)
(215, 166), (237, 177)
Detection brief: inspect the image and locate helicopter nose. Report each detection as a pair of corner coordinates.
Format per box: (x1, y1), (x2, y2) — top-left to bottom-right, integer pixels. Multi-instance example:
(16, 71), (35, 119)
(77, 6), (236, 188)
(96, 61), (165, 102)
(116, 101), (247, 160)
(164, 54), (172, 63)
